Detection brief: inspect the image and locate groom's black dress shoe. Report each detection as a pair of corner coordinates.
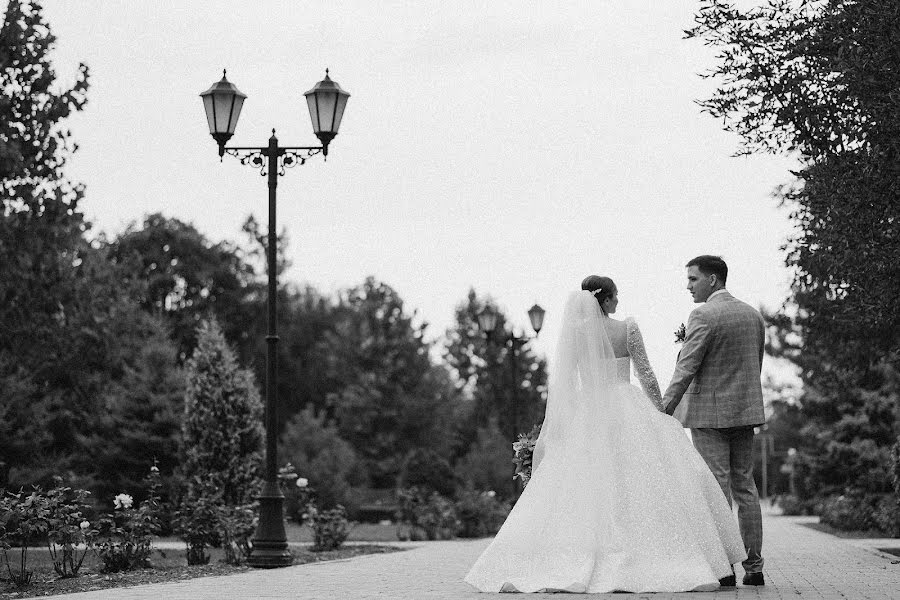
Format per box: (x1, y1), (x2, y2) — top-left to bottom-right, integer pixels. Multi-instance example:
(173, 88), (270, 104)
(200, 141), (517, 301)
(719, 568), (736, 587)
(718, 575), (736, 587)
(742, 572), (765, 586)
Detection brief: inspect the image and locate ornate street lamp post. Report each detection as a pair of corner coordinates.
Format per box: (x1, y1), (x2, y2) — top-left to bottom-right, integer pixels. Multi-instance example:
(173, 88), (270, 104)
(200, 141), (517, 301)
(477, 303), (545, 496)
(200, 69), (350, 568)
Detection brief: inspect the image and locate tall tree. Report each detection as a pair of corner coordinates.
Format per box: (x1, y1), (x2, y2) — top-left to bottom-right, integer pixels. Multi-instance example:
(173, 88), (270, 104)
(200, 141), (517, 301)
(0, 0), (90, 368)
(79, 316), (184, 504)
(321, 277), (459, 488)
(181, 319), (264, 506)
(110, 213), (258, 361)
(278, 406), (363, 510)
(0, 1), (150, 490)
(689, 0), (900, 514)
(265, 284), (340, 429)
(688, 0), (900, 357)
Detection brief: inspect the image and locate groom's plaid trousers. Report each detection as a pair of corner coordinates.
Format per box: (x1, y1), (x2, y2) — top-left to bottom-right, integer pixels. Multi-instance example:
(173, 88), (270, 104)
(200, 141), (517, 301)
(692, 426), (764, 573)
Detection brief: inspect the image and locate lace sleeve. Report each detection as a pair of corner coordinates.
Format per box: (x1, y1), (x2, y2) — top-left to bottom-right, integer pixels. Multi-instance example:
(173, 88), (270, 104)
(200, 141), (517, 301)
(626, 318), (664, 411)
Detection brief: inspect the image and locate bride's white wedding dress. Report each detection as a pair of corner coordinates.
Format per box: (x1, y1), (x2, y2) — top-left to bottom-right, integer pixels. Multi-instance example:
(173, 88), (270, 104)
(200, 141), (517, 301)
(464, 292), (746, 594)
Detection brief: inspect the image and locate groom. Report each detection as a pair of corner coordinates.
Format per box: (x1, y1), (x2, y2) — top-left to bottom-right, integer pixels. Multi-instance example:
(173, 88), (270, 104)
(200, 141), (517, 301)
(663, 255), (766, 587)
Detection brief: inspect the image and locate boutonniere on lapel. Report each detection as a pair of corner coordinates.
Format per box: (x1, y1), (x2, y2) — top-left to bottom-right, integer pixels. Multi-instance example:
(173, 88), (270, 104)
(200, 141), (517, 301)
(674, 323), (686, 345)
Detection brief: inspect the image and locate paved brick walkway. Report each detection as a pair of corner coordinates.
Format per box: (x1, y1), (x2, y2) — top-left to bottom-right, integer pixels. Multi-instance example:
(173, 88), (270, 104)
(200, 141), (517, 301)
(43, 507), (900, 599)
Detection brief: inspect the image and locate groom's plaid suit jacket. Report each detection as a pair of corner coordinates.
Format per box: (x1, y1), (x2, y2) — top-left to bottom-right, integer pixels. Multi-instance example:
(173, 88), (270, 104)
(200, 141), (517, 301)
(664, 291), (766, 428)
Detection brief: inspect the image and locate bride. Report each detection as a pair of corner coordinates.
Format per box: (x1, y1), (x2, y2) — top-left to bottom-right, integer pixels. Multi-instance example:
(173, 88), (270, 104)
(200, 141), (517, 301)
(464, 276), (746, 593)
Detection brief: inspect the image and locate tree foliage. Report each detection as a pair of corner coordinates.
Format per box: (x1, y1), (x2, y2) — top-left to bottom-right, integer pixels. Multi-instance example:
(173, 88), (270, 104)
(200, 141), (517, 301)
(278, 406), (363, 510)
(690, 0), (900, 514)
(0, 0), (88, 207)
(0, 2), (185, 497)
(689, 0), (900, 351)
(0, 0), (90, 368)
(180, 320), (263, 506)
(320, 277), (459, 487)
(453, 419), (515, 498)
(80, 325), (184, 503)
(110, 213), (259, 361)
(444, 289), (548, 455)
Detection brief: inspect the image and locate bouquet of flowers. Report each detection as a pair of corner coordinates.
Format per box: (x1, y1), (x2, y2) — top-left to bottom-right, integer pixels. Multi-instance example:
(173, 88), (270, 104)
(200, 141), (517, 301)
(674, 323), (686, 344)
(512, 424), (542, 487)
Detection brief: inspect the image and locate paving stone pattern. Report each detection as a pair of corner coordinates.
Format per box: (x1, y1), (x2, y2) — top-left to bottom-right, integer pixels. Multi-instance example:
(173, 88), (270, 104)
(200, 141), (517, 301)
(44, 507), (900, 599)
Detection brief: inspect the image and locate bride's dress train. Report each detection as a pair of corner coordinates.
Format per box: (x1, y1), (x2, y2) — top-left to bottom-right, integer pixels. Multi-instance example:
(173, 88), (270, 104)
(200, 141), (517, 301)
(464, 295), (746, 593)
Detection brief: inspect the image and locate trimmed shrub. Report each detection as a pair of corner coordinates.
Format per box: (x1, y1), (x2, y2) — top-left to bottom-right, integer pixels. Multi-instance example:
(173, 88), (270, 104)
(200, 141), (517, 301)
(455, 489), (510, 538)
(305, 504), (351, 551)
(453, 421), (512, 499)
(278, 407), (361, 514)
(872, 493), (900, 538)
(395, 487), (459, 541)
(776, 494), (813, 516)
(174, 486), (219, 566)
(400, 449), (458, 498)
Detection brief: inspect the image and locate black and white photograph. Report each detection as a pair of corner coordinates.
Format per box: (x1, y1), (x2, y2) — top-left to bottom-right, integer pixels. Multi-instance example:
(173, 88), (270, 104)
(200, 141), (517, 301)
(1, 1), (898, 598)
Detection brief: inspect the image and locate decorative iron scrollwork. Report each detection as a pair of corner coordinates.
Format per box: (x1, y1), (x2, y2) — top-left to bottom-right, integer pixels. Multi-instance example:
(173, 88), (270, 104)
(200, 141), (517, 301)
(224, 146), (324, 176)
(279, 148), (325, 175)
(225, 148), (269, 176)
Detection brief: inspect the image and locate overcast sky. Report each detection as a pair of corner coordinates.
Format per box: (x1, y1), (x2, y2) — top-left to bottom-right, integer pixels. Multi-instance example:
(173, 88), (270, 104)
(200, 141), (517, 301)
(41, 0), (799, 389)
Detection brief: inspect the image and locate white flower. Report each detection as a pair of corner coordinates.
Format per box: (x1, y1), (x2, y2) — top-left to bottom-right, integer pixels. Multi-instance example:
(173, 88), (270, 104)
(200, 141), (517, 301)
(486, 490), (496, 498)
(296, 477), (309, 488)
(113, 493), (134, 509)
(79, 520), (90, 530)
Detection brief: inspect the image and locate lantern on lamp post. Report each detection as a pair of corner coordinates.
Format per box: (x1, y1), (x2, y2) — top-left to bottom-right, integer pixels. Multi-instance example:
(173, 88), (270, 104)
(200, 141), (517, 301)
(200, 71), (247, 157)
(303, 69), (350, 155)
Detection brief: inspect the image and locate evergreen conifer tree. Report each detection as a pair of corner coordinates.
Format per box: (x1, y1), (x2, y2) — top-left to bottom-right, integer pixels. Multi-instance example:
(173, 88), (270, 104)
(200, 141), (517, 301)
(181, 320), (264, 506)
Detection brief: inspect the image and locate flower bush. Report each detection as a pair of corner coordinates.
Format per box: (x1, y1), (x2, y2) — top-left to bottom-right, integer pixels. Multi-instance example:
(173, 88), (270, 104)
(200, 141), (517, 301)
(819, 492), (883, 533)
(174, 476), (224, 566)
(513, 424), (541, 487)
(304, 504), (352, 551)
(175, 476), (259, 566)
(217, 502), (257, 565)
(95, 467), (164, 572)
(395, 487), (459, 541)
(454, 489), (510, 538)
(0, 488), (50, 586)
(776, 494), (813, 516)
(278, 462), (317, 523)
(45, 481), (96, 578)
(871, 493), (900, 538)
(174, 490), (220, 566)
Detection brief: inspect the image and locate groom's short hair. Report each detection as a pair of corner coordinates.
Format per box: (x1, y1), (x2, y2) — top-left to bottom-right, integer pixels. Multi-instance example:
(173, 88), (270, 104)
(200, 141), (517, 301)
(687, 255), (728, 284)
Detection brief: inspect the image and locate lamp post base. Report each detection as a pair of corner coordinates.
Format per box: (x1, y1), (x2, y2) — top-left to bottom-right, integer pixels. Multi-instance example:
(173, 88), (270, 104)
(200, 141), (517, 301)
(247, 482), (293, 568)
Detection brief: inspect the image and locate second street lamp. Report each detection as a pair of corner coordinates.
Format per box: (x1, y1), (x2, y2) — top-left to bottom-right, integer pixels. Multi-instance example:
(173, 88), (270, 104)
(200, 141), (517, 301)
(477, 303), (545, 496)
(200, 68), (349, 568)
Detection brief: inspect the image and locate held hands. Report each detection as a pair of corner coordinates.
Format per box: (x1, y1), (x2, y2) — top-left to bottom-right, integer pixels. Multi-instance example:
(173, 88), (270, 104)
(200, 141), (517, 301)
(664, 398), (680, 416)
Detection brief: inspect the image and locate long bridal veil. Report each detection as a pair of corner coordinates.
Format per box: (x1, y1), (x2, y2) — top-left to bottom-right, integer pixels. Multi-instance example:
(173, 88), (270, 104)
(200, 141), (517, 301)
(532, 290), (617, 473)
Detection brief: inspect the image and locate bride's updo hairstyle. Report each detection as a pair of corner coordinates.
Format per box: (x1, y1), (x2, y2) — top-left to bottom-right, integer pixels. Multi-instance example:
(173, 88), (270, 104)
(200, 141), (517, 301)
(581, 275), (617, 308)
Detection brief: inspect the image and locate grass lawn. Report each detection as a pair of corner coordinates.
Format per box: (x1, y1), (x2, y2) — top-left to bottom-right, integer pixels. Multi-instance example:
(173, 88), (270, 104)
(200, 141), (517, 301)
(0, 542), (403, 598)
